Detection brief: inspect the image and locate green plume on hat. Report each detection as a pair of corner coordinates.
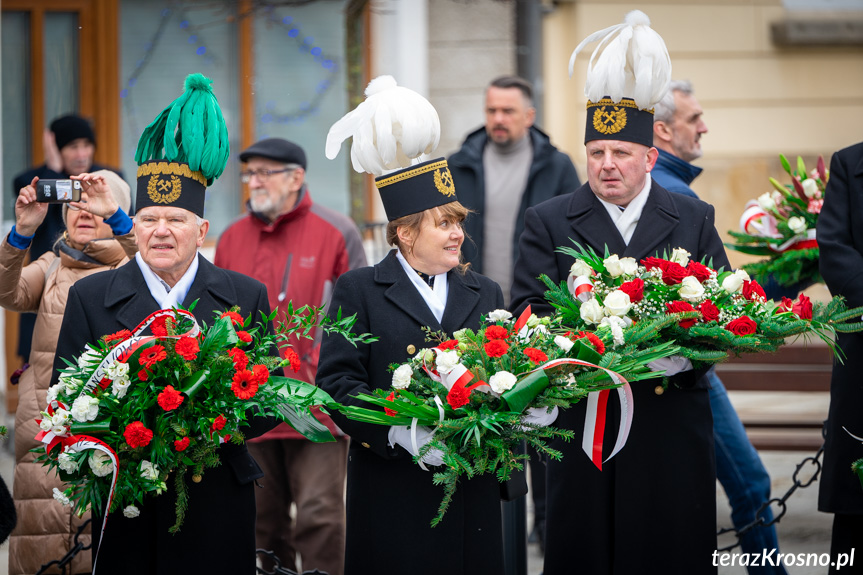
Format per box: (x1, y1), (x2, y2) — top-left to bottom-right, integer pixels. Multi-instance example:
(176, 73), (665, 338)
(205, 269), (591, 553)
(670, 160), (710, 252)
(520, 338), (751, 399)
(134, 73), (230, 186)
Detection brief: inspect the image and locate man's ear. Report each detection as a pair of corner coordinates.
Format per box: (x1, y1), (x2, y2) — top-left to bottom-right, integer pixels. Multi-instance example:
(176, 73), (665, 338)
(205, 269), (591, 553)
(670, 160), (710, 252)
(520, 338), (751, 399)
(653, 121), (673, 146)
(645, 147), (659, 172)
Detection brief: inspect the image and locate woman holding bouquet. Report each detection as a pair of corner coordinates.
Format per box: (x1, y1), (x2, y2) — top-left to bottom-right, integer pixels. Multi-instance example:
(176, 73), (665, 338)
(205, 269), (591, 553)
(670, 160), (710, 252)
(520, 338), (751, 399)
(316, 157), (506, 574)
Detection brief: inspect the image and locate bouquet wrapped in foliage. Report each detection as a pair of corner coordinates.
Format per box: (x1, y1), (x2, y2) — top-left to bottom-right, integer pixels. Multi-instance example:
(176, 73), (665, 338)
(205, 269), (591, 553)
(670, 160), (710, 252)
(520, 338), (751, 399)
(726, 154), (829, 288)
(37, 303), (373, 534)
(331, 306), (678, 525)
(542, 243), (863, 366)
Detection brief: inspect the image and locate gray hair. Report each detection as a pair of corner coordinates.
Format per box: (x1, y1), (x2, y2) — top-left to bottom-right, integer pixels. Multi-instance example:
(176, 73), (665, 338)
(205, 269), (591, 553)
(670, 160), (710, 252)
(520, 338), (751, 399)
(653, 80), (694, 124)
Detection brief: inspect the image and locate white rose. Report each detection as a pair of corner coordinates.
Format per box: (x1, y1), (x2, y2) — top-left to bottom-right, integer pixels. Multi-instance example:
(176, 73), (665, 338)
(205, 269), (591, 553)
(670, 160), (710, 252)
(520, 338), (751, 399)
(58, 452), (79, 474)
(70, 395), (100, 423)
(801, 178), (819, 199)
(602, 290), (632, 317)
(139, 460), (159, 481)
(670, 248), (691, 267)
(104, 361), (129, 380)
(435, 350), (460, 375)
(787, 216), (807, 235)
(757, 192), (776, 212)
(570, 259), (594, 278)
(554, 335), (574, 352)
(489, 371), (517, 394)
(579, 298), (605, 325)
(123, 505), (141, 518)
(392, 364), (413, 390)
(603, 255), (625, 277)
(52, 488), (71, 506)
(112, 376), (131, 399)
(722, 269), (750, 294)
(487, 309), (512, 322)
(89, 451), (114, 477)
(678, 276), (706, 302)
(619, 257), (638, 276)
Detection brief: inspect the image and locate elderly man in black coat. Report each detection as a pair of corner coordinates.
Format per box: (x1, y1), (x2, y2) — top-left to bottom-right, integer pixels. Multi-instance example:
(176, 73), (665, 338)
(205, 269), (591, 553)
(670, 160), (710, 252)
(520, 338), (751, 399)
(816, 140), (863, 572)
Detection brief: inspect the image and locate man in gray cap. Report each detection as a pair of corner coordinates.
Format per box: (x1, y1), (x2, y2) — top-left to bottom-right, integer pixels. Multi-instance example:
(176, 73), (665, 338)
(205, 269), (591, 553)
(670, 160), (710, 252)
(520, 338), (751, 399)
(214, 137), (366, 575)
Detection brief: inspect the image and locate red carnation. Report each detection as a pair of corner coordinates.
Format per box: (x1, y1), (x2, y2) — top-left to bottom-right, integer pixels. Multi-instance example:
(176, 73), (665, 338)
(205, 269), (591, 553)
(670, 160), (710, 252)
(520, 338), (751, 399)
(572, 331), (605, 355)
(283, 348), (301, 373)
(792, 294), (813, 320)
(138, 368), (149, 381)
(661, 262), (689, 285)
(139, 345), (167, 368)
(251, 364), (270, 386)
(485, 325), (509, 340)
(212, 414), (227, 431)
(175, 336), (200, 361)
(619, 278), (645, 303)
(437, 339), (459, 351)
(725, 316), (758, 336)
(742, 280), (766, 301)
(103, 329), (132, 345)
(384, 391), (398, 417)
(221, 310), (244, 327)
(524, 347), (548, 364)
(124, 421), (153, 449)
(666, 301), (698, 328)
(228, 347), (249, 371)
(174, 437), (190, 452)
(232, 370), (259, 400)
(157, 385), (185, 411)
(641, 257), (667, 271)
(484, 339), (510, 358)
(687, 261), (712, 283)
(237, 330), (252, 343)
(447, 385), (470, 409)
(698, 300), (720, 323)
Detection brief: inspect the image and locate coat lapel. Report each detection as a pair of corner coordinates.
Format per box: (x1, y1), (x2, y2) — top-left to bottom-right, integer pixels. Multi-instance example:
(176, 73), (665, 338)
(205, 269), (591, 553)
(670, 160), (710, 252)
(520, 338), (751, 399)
(104, 260), (159, 331)
(182, 255), (237, 317)
(567, 185), (627, 256)
(623, 182), (680, 260)
(440, 269), (482, 335)
(376, 252), (442, 331)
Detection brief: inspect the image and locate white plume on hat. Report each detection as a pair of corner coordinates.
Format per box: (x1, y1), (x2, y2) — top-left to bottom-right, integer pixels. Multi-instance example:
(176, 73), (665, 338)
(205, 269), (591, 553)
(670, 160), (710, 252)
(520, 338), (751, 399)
(325, 75), (440, 177)
(568, 10), (671, 110)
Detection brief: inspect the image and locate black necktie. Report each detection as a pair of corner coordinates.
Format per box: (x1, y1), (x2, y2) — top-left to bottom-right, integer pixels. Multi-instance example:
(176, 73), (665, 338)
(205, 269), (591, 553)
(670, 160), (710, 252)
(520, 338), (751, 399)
(415, 270), (435, 287)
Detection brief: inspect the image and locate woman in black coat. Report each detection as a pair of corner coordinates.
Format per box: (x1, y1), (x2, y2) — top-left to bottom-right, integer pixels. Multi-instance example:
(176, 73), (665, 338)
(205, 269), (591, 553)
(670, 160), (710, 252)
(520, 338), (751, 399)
(316, 160), (506, 575)
(816, 141), (863, 571)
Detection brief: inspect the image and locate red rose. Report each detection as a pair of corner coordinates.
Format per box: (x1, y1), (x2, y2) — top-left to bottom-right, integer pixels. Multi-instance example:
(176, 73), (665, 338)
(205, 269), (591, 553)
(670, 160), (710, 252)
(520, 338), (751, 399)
(437, 339), (459, 350)
(384, 391), (398, 417)
(447, 385), (470, 409)
(792, 294), (813, 320)
(778, 297), (794, 313)
(524, 347), (548, 364)
(103, 329), (132, 345)
(232, 370), (259, 400)
(174, 437), (190, 451)
(686, 261), (712, 283)
(175, 336), (200, 361)
(484, 339), (510, 358)
(157, 385), (185, 411)
(138, 368), (149, 381)
(666, 301), (698, 328)
(124, 421), (153, 449)
(283, 348), (301, 372)
(725, 316), (758, 335)
(212, 414), (227, 431)
(221, 311), (244, 327)
(139, 345), (167, 368)
(619, 278), (644, 303)
(698, 300), (720, 323)
(641, 257), (667, 271)
(228, 347), (249, 371)
(571, 331), (605, 355)
(251, 364), (269, 386)
(742, 280), (766, 301)
(485, 325), (509, 340)
(662, 262), (688, 285)
(237, 330), (252, 343)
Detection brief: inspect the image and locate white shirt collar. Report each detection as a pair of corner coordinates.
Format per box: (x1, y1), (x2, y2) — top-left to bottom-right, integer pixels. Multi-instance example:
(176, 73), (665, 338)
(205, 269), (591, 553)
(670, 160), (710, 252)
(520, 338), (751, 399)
(135, 252), (200, 310)
(395, 249), (449, 324)
(598, 174), (652, 245)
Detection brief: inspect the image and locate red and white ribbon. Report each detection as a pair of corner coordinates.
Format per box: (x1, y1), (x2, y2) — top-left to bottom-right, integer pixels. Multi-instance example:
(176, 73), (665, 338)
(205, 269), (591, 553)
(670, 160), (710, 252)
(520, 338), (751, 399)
(567, 274), (595, 302)
(770, 228), (817, 253)
(740, 200), (780, 238)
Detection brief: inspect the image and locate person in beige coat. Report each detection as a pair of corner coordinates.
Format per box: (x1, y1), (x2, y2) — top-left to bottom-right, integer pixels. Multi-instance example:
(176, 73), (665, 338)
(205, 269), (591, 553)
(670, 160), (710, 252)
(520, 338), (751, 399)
(0, 170), (136, 575)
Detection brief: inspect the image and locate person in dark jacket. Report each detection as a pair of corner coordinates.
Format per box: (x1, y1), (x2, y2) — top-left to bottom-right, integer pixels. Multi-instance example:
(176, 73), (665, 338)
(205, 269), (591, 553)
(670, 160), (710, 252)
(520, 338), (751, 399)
(316, 158), (506, 575)
(449, 76), (580, 303)
(816, 140), (863, 574)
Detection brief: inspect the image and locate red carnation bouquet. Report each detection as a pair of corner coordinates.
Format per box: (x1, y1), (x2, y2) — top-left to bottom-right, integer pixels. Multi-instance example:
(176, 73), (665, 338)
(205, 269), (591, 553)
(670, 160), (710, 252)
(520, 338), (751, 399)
(333, 306), (678, 525)
(541, 243), (863, 366)
(37, 303), (374, 534)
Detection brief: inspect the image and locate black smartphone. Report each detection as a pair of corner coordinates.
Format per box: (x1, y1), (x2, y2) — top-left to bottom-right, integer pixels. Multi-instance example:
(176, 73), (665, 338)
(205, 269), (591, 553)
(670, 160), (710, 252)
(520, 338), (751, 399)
(35, 179), (82, 203)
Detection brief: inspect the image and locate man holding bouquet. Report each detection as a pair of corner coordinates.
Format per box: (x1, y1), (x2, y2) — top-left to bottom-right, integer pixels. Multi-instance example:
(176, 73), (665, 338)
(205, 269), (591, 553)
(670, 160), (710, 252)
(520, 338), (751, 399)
(510, 11), (730, 574)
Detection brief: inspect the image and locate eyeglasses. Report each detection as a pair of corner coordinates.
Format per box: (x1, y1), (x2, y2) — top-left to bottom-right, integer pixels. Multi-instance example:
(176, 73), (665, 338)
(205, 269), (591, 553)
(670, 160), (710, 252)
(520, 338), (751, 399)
(240, 167), (294, 184)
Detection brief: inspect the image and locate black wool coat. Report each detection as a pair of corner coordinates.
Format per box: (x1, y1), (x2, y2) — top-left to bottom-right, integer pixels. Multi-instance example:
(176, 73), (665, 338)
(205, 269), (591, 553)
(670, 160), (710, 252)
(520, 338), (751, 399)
(817, 141), (863, 515)
(316, 250), (506, 575)
(51, 254), (273, 575)
(511, 181), (730, 575)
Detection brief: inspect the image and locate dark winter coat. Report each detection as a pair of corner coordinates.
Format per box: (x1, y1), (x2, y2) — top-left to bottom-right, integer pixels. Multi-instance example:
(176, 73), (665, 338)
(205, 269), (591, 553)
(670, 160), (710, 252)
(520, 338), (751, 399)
(316, 250), (506, 575)
(817, 141), (863, 515)
(51, 255), (273, 575)
(511, 181), (730, 574)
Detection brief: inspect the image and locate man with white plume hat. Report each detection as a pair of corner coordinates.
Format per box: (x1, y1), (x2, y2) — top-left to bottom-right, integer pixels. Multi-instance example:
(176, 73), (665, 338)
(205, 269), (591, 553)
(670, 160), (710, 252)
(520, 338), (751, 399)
(510, 11), (730, 573)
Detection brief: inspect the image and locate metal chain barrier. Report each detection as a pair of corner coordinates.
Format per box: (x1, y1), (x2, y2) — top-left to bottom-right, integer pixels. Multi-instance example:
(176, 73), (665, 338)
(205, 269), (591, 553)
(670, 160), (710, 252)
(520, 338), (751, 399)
(716, 442), (825, 552)
(36, 518), (93, 575)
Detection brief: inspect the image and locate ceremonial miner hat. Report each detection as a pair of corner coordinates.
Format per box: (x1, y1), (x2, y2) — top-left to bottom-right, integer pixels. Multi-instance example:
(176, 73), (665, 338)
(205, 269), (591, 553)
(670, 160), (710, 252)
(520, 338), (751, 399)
(570, 11), (671, 147)
(134, 73), (230, 217)
(325, 75), (457, 221)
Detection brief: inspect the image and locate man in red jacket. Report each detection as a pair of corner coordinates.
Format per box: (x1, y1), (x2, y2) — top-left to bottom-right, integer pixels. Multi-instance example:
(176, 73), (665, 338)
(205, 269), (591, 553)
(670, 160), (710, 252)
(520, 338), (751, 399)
(214, 138), (366, 575)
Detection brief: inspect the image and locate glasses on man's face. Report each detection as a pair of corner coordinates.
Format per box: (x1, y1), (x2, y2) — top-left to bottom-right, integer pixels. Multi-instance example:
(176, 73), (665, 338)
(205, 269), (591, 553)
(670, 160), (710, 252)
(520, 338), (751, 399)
(240, 167), (293, 184)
